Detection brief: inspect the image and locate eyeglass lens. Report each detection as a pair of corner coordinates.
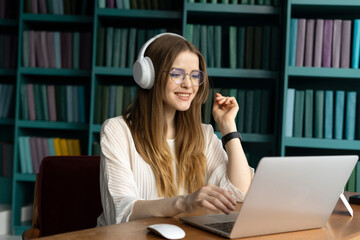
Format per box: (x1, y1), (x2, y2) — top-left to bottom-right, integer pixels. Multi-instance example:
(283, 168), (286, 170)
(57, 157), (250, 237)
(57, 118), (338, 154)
(170, 68), (204, 86)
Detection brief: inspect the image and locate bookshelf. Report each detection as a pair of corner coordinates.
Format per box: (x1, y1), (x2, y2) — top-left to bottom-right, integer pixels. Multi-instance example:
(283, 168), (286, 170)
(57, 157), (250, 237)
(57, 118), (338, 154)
(4, 0), (285, 235)
(281, 0), (360, 192)
(183, 0), (283, 168)
(0, 0), (19, 208)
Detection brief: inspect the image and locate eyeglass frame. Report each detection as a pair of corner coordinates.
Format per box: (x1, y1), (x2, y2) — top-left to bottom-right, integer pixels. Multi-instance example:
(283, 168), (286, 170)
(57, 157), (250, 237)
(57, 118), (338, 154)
(164, 68), (206, 86)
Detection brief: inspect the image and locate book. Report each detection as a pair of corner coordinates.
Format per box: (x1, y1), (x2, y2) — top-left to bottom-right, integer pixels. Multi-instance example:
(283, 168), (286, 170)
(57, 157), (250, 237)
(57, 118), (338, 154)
(20, 84), (29, 120)
(295, 18), (306, 67)
(47, 31), (56, 68)
(214, 25), (222, 68)
(304, 89), (314, 138)
(245, 26), (254, 69)
(127, 28), (137, 68)
(352, 19), (360, 69)
(314, 90), (324, 138)
(313, 19), (324, 67)
(289, 18), (298, 66)
(236, 89), (245, 133)
(24, 136), (33, 174)
(105, 27), (114, 67)
(229, 26), (237, 69)
(47, 85), (57, 121)
(115, 85), (124, 116)
(345, 91), (356, 140)
(78, 86), (85, 123)
(54, 31), (61, 69)
(23, 31), (29, 67)
(237, 26), (245, 69)
(66, 85), (73, 122)
(252, 89), (261, 133)
(53, 138), (62, 155)
(293, 90), (305, 137)
(200, 25), (207, 68)
(261, 26), (271, 70)
(332, 20), (342, 68)
(73, 85), (79, 122)
(334, 91), (345, 140)
(321, 19), (333, 68)
(112, 28), (121, 68)
(109, 85), (116, 118)
(207, 25), (214, 68)
(40, 84), (49, 121)
(26, 84), (36, 120)
(304, 19), (315, 67)
(285, 88), (295, 137)
(244, 90), (254, 133)
(73, 32), (80, 69)
(269, 26), (279, 70)
(120, 28), (128, 68)
(96, 27), (106, 66)
(253, 26), (262, 69)
(324, 90), (334, 139)
(340, 20), (352, 68)
(18, 137), (27, 174)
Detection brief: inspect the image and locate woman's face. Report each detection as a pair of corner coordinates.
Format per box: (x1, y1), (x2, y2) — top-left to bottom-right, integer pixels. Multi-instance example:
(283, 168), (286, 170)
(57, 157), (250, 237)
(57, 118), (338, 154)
(163, 50), (200, 116)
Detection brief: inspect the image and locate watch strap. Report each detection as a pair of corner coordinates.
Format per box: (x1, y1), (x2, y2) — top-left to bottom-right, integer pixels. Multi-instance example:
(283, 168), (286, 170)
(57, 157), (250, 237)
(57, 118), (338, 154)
(222, 132), (242, 148)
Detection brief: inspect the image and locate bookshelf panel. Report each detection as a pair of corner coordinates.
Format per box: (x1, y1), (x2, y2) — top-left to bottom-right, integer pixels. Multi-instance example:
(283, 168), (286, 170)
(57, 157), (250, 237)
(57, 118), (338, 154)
(21, 13), (93, 23)
(284, 137), (360, 150)
(288, 67), (360, 79)
(18, 120), (88, 130)
(20, 68), (91, 77)
(96, 8), (182, 19)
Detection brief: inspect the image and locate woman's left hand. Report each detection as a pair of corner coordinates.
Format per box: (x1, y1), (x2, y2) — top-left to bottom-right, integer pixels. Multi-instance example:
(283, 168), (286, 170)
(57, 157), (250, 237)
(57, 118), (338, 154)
(212, 93), (239, 135)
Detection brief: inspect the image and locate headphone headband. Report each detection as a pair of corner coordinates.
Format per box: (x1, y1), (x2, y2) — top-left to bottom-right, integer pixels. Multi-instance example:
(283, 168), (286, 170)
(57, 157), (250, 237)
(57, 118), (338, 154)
(133, 32), (186, 89)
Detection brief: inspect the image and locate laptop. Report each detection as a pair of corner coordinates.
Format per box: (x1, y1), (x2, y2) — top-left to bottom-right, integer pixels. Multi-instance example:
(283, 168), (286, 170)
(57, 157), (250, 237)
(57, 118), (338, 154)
(180, 155), (358, 239)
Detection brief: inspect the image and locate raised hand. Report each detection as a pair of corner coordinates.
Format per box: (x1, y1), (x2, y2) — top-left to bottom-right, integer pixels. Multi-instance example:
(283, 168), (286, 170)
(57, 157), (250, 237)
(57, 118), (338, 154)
(212, 93), (239, 135)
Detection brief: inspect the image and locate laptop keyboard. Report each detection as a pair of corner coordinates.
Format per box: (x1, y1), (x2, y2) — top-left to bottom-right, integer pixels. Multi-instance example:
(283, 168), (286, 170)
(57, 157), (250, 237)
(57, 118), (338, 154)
(205, 221), (235, 233)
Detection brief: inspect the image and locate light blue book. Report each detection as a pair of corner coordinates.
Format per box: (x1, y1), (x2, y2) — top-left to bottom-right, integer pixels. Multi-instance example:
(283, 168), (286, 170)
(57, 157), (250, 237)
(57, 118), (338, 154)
(116, 0), (123, 9)
(24, 136), (33, 174)
(324, 90), (334, 139)
(18, 137), (27, 174)
(73, 86), (79, 123)
(54, 32), (61, 69)
(293, 90), (305, 137)
(66, 85), (74, 122)
(48, 138), (56, 156)
(314, 90), (324, 138)
(123, 0), (130, 9)
(73, 32), (80, 69)
(285, 88), (295, 137)
(345, 91), (357, 140)
(99, 0), (106, 8)
(334, 91), (345, 139)
(352, 19), (360, 69)
(229, 26), (237, 69)
(120, 28), (128, 68)
(106, 27), (114, 67)
(289, 18), (298, 66)
(78, 86), (85, 123)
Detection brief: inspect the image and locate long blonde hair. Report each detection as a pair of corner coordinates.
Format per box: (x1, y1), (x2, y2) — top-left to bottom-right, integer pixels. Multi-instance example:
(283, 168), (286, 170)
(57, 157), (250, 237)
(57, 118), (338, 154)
(124, 35), (209, 197)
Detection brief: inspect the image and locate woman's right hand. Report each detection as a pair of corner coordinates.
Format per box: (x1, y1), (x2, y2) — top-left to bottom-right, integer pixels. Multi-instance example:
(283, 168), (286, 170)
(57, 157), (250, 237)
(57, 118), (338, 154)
(181, 184), (237, 215)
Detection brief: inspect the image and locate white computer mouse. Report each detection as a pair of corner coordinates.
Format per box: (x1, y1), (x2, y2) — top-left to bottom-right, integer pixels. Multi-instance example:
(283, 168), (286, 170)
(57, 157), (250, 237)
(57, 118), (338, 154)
(147, 223), (185, 239)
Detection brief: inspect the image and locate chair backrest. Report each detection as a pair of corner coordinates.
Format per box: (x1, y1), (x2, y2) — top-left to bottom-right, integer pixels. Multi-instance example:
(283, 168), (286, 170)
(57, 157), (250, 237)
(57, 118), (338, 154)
(37, 155), (102, 237)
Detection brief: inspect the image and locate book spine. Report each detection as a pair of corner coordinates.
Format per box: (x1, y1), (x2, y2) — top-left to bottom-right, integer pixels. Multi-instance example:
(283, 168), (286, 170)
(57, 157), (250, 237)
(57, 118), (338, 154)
(289, 18), (298, 66)
(324, 90), (334, 139)
(340, 20), (351, 68)
(322, 19), (333, 68)
(295, 19), (306, 67)
(304, 19), (315, 67)
(334, 91), (345, 140)
(314, 90), (324, 138)
(332, 19), (342, 68)
(313, 19), (324, 67)
(345, 91), (357, 140)
(285, 89), (295, 137)
(352, 19), (360, 69)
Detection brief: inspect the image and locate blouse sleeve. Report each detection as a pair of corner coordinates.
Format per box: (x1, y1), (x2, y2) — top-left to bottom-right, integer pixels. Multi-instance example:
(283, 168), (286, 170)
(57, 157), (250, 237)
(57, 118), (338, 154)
(99, 117), (141, 224)
(203, 124), (254, 202)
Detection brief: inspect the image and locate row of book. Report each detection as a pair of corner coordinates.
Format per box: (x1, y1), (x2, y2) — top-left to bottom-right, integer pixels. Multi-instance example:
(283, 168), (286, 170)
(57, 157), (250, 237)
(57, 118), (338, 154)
(0, 34), (18, 69)
(96, 27), (170, 68)
(0, 0), (19, 19)
(0, 143), (13, 177)
(94, 85), (137, 124)
(98, 0), (182, 10)
(189, 0), (279, 6)
(18, 136), (82, 174)
(24, 0), (92, 15)
(22, 30), (92, 69)
(0, 84), (15, 119)
(289, 18), (359, 69)
(21, 84), (87, 123)
(204, 88), (273, 134)
(286, 89), (358, 140)
(185, 24), (279, 70)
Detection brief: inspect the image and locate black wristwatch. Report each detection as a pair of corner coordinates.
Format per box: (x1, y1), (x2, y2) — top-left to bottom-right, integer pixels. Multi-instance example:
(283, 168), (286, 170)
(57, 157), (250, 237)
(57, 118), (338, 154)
(222, 132), (242, 148)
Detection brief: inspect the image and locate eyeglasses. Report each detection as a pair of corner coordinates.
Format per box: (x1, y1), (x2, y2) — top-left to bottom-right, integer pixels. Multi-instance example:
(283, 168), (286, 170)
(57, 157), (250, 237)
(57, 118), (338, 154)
(166, 68), (205, 86)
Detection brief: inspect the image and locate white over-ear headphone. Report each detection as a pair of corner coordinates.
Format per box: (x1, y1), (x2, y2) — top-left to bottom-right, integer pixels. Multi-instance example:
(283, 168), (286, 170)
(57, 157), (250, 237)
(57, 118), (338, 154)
(132, 32), (185, 89)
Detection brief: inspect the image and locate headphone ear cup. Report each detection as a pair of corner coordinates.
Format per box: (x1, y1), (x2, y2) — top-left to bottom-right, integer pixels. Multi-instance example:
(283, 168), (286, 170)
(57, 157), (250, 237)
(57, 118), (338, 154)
(132, 56), (155, 89)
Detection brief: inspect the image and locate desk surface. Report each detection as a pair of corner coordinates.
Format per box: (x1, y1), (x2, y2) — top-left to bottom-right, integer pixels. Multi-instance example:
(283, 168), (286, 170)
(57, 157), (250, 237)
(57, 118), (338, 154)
(37, 192), (360, 240)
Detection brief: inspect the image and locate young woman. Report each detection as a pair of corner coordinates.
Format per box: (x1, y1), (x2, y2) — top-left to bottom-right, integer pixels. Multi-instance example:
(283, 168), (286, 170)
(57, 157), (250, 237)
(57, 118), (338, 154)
(97, 33), (253, 226)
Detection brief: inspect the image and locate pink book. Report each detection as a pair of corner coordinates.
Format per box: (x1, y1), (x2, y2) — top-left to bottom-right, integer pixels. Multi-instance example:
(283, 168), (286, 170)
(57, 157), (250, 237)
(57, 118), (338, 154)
(340, 20), (352, 68)
(47, 32), (56, 68)
(29, 137), (39, 174)
(107, 0), (115, 8)
(38, 0), (47, 14)
(61, 32), (67, 68)
(35, 137), (43, 174)
(29, 30), (36, 68)
(31, 0), (38, 14)
(27, 84), (36, 121)
(321, 19), (333, 68)
(66, 32), (73, 69)
(313, 19), (324, 67)
(304, 19), (315, 67)
(295, 18), (306, 67)
(47, 85), (57, 121)
(40, 31), (49, 68)
(332, 19), (342, 68)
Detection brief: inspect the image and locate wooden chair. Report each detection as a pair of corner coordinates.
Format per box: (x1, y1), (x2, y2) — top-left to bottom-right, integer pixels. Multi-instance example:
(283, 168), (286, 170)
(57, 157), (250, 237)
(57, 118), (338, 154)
(22, 155), (103, 239)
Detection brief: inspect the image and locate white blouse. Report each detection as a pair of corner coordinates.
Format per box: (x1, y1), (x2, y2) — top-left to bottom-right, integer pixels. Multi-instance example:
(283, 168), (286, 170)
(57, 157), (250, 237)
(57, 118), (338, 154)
(97, 116), (253, 226)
